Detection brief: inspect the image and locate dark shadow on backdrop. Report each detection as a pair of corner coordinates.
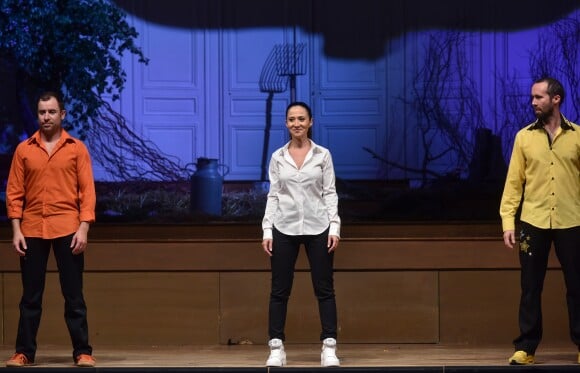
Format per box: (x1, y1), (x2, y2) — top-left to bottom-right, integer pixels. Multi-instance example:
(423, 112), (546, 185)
(114, 0), (579, 59)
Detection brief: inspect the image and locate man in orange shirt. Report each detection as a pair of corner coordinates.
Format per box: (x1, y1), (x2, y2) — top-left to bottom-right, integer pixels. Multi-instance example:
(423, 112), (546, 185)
(5, 91), (96, 367)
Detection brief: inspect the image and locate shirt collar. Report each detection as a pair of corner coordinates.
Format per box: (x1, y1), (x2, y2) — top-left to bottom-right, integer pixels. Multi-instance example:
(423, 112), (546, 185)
(528, 114), (575, 131)
(27, 129), (75, 145)
(280, 139), (322, 154)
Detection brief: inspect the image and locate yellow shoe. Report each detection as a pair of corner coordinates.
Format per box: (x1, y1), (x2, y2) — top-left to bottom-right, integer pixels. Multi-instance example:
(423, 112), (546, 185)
(509, 350), (534, 365)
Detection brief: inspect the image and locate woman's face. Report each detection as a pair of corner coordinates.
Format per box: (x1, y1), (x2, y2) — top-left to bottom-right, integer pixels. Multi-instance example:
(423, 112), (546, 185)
(286, 105), (312, 139)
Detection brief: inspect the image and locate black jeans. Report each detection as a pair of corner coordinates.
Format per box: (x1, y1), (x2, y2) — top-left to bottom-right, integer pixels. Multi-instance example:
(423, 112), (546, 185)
(514, 222), (580, 354)
(268, 227), (337, 341)
(15, 234), (92, 362)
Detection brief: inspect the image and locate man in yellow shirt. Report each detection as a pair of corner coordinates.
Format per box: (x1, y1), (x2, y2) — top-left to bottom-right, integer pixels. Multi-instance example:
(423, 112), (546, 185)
(500, 77), (580, 365)
(5, 91), (96, 367)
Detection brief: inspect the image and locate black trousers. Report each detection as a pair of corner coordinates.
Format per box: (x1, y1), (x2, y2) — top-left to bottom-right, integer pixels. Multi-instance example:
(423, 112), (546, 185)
(268, 227), (338, 341)
(15, 234), (92, 362)
(514, 222), (580, 354)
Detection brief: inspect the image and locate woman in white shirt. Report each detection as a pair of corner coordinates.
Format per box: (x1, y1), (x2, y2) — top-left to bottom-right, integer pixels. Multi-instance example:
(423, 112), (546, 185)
(261, 102), (341, 368)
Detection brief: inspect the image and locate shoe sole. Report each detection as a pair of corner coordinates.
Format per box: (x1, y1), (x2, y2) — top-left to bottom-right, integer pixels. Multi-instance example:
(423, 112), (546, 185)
(266, 360), (286, 367)
(509, 360), (533, 365)
(76, 362), (96, 367)
(6, 363), (33, 367)
(266, 358), (286, 367)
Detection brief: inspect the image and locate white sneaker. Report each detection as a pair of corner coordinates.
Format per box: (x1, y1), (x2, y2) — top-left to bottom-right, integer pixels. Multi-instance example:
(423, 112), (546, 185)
(321, 338), (340, 367)
(266, 338), (286, 367)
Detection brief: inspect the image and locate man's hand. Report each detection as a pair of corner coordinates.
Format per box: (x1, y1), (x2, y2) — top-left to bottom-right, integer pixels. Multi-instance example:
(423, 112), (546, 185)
(12, 231), (27, 256)
(503, 230), (516, 249)
(71, 222), (90, 255)
(11, 219), (26, 256)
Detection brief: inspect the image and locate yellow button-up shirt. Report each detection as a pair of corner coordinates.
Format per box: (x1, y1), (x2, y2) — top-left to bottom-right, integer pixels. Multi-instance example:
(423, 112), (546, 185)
(500, 116), (580, 231)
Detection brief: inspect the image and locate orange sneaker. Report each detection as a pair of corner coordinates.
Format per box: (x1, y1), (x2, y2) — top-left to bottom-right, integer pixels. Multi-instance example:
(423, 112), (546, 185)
(75, 354), (96, 367)
(6, 353), (30, 367)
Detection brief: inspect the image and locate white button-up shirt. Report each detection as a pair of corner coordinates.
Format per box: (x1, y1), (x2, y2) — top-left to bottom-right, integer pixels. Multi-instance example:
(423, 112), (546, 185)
(262, 140), (341, 240)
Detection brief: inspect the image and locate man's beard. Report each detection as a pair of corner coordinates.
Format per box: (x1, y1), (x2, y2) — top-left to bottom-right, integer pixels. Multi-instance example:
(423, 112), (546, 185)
(534, 106), (554, 123)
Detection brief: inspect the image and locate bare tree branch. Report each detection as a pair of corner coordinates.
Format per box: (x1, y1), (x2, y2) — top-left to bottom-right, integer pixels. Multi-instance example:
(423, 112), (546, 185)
(87, 98), (193, 181)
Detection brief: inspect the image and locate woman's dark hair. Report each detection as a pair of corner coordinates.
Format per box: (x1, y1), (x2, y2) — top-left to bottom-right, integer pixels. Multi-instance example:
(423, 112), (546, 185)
(286, 101), (313, 139)
(534, 77), (565, 104)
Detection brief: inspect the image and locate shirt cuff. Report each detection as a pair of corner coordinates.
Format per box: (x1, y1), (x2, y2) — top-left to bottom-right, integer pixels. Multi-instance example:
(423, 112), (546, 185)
(502, 218), (515, 232)
(329, 222), (340, 238)
(263, 228), (273, 240)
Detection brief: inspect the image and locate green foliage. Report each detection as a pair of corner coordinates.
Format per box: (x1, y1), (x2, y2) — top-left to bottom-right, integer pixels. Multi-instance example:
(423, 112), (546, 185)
(0, 0), (147, 138)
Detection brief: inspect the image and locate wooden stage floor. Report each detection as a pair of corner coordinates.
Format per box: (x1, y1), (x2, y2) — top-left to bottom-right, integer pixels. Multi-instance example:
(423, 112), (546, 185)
(1, 343), (580, 372)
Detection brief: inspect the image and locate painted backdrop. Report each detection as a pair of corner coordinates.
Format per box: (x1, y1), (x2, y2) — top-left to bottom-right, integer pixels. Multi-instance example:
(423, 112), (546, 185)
(102, 0), (579, 184)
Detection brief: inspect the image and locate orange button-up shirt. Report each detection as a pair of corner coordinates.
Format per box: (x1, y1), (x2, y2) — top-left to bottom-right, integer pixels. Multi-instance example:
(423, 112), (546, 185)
(6, 130), (96, 239)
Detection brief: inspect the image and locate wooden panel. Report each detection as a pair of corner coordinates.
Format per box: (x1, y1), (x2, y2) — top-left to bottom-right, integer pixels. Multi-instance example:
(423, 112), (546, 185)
(535, 270), (570, 345)
(86, 273), (219, 345)
(222, 27), (290, 180)
(219, 263), (323, 344)
(279, 273), (321, 343)
(228, 124), (287, 179)
(335, 272), (439, 343)
(0, 238), (561, 272)
(313, 33), (387, 179)
(145, 126), (196, 164)
(141, 28), (198, 88)
(282, 271), (439, 343)
(0, 241), (271, 272)
(3, 269), (572, 346)
(219, 270), (438, 344)
(335, 239), (516, 270)
(219, 272), (270, 345)
(439, 270), (569, 344)
(0, 274), (4, 345)
(4, 273), (71, 345)
(439, 270), (518, 345)
(0, 222), (507, 242)
(0, 221), (553, 273)
(0, 224), (569, 347)
(4, 273), (220, 346)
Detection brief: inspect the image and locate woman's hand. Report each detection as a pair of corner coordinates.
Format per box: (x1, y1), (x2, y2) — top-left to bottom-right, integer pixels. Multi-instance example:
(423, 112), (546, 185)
(327, 235), (340, 253)
(262, 239), (273, 256)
